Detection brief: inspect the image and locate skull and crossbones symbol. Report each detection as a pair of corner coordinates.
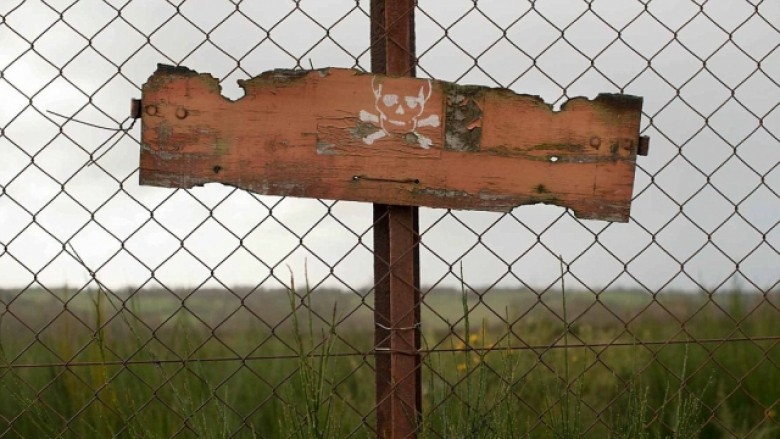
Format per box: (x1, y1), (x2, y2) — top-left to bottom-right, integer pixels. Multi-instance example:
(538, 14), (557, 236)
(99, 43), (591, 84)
(359, 77), (441, 149)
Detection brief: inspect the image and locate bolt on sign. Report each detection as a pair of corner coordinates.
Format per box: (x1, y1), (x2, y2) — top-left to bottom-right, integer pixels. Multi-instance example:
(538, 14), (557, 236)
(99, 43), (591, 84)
(137, 64), (648, 221)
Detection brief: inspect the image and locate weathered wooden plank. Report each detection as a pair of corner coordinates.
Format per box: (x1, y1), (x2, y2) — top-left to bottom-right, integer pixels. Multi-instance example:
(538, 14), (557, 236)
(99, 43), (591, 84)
(139, 64), (644, 221)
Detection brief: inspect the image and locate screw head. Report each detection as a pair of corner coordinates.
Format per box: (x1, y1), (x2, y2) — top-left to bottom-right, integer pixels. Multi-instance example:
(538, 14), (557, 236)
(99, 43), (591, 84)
(589, 136), (601, 148)
(145, 105), (157, 116)
(176, 107), (188, 119)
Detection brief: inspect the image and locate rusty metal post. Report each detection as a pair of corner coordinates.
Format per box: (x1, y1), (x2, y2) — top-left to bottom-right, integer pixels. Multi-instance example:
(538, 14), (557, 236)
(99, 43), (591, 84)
(371, 1), (421, 438)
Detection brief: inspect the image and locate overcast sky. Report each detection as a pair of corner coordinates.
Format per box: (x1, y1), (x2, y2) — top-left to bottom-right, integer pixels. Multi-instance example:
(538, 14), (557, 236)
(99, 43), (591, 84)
(1, 0), (778, 294)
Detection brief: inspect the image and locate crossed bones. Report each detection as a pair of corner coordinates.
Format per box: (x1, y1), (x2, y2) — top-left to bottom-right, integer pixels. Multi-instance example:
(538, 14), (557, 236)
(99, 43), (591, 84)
(358, 78), (441, 149)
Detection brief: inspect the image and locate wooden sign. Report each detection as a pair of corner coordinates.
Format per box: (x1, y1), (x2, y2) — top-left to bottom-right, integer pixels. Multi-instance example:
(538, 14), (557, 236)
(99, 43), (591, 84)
(138, 64), (647, 221)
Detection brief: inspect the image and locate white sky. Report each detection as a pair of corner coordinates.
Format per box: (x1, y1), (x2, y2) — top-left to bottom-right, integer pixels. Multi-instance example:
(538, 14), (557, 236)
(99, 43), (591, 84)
(1, 0), (779, 294)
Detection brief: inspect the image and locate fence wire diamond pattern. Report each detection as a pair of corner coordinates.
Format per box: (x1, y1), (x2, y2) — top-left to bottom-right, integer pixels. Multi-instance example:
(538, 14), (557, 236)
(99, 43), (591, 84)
(1, 0), (779, 438)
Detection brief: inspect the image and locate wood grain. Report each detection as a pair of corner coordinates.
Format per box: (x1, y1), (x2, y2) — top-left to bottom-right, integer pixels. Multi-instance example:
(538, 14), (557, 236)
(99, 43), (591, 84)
(139, 64), (644, 221)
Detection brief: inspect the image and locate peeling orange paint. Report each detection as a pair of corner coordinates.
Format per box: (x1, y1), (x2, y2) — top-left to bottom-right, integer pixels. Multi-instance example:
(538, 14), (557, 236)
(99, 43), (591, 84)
(139, 64), (645, 222)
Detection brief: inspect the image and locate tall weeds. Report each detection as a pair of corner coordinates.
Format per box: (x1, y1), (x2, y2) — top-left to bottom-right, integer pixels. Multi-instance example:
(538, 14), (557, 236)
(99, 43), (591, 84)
(544, 255), (583, 439)
(0, 275), (777, 437)
(282, 267), (343, 439)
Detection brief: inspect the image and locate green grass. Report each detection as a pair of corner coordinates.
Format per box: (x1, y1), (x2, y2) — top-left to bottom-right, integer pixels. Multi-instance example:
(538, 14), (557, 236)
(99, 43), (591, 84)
(0, 285), (778, 438)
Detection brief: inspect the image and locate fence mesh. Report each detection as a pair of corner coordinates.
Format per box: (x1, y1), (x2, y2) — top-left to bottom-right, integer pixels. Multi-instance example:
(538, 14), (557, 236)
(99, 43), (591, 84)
(1, 0), (779, 437)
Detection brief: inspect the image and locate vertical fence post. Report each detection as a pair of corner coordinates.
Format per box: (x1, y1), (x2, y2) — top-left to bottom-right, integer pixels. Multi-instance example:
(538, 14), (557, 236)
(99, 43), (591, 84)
(370, 1), (421, 438)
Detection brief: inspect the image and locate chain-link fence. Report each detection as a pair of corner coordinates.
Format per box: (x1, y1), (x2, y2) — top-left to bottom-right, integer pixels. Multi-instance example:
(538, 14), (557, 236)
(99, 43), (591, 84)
(1, 0), (779, 437)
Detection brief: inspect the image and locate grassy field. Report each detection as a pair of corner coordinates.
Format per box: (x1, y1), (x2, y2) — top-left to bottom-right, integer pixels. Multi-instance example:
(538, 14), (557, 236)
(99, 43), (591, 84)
(0, 285), (778, 438)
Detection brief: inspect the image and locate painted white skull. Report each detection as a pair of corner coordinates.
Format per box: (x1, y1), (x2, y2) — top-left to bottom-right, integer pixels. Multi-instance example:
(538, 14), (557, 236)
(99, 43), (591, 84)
(371, 77), (431, 134)
(359, 76), (440, 148)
